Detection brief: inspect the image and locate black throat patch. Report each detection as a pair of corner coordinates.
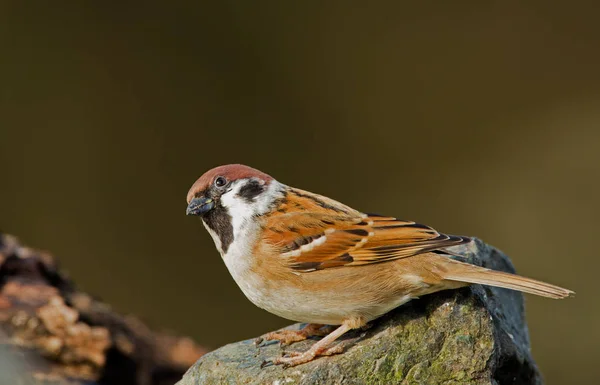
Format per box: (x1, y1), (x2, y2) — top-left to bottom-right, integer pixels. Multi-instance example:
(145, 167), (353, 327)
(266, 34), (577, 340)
(202, 202), (234, 254)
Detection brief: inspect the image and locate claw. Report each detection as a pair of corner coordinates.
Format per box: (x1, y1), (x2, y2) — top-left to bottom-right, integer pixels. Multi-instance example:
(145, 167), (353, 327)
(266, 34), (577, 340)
(260, 359), (274, 368)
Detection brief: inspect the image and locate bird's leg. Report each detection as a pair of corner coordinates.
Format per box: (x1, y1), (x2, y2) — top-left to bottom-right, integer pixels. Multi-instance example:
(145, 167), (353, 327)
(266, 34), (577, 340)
(271, 320), (356, 367)
(255, 323), (333, 346)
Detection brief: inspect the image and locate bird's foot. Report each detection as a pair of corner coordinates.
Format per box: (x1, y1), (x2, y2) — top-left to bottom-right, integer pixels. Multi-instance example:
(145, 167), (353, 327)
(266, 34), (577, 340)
(254, 323), (333, 347)
(272, 343), (345, 368)
(260, 322), (354, 368)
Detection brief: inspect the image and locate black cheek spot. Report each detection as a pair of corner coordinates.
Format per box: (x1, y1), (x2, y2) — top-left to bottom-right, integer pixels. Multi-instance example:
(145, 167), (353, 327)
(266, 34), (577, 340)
(237, 180), (265, 203)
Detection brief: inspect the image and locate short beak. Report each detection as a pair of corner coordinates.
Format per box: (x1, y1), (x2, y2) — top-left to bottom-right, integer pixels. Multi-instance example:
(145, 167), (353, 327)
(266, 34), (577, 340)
(186, 197), (215, 216)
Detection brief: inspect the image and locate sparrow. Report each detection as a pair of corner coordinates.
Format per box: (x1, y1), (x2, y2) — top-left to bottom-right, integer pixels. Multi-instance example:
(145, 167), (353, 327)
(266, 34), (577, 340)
(186, 164), (573, 367)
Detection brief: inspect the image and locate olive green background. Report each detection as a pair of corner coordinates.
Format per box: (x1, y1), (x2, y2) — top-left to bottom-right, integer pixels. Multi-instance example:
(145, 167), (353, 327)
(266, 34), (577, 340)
(1, 2), (598, 384)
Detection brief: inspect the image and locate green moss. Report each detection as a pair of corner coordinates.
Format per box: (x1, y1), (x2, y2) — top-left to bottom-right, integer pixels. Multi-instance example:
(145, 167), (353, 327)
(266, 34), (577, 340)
(356, 349), (406, 385)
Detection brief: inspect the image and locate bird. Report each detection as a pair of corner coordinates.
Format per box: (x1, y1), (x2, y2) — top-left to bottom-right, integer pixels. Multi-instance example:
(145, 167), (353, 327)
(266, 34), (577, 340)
(185, 164), (573, 367)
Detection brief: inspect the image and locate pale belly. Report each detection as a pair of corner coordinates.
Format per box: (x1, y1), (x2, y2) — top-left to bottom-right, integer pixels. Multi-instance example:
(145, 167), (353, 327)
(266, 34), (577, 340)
(225, 256), (427, 325)
(250, 286), (414, 325)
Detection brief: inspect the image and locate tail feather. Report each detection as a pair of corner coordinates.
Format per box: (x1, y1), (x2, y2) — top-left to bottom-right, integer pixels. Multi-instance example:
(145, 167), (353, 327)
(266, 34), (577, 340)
(441, 261), (573, 299)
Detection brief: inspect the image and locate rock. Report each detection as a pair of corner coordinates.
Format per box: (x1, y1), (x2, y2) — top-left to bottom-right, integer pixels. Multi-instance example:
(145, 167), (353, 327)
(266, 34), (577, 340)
(177, 239), (542, 385)
(0, 233), (208, 385)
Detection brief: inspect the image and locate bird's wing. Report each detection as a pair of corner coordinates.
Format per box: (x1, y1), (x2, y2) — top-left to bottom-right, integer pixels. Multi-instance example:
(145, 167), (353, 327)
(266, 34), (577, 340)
(260, 188), (470, 272)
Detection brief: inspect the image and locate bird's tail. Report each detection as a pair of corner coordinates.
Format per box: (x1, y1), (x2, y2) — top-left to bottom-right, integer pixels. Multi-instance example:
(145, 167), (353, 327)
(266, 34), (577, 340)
(438, 259), (573, 299)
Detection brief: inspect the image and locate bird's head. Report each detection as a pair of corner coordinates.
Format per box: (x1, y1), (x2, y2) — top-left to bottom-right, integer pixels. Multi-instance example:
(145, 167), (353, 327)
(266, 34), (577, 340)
(186, 164), (276, 218)
(186, 164), (283, 255)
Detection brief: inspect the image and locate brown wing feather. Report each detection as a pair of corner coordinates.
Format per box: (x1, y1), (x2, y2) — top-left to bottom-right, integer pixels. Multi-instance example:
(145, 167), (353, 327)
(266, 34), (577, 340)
(259, 188), (470, 272)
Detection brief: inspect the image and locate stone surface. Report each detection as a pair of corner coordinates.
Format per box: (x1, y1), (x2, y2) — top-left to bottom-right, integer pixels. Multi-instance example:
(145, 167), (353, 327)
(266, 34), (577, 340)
(178, 239), (542, 385)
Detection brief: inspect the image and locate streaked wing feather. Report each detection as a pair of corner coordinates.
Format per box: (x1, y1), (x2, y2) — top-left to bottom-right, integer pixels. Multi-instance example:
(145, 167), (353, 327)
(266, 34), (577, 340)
(260, 189), (470, 272)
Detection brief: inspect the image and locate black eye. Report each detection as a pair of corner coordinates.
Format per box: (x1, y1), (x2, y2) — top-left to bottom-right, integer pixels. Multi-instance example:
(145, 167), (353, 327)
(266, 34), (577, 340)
(214, 176), (227, 188)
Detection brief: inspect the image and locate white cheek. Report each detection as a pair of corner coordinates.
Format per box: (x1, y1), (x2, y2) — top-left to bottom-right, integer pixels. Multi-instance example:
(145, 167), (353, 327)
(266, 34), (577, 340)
(221, 191), (255, 237)
(219, 179), (285, 245)
(217, 180), (284, 288)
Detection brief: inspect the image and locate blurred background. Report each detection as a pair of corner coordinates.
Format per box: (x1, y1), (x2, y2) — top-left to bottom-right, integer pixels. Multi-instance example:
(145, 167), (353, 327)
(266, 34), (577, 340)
(1, 2), (598, 384)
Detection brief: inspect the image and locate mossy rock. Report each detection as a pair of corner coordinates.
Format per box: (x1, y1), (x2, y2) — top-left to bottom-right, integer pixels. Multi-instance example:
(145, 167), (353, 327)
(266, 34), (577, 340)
(177, 239), (542, 385)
